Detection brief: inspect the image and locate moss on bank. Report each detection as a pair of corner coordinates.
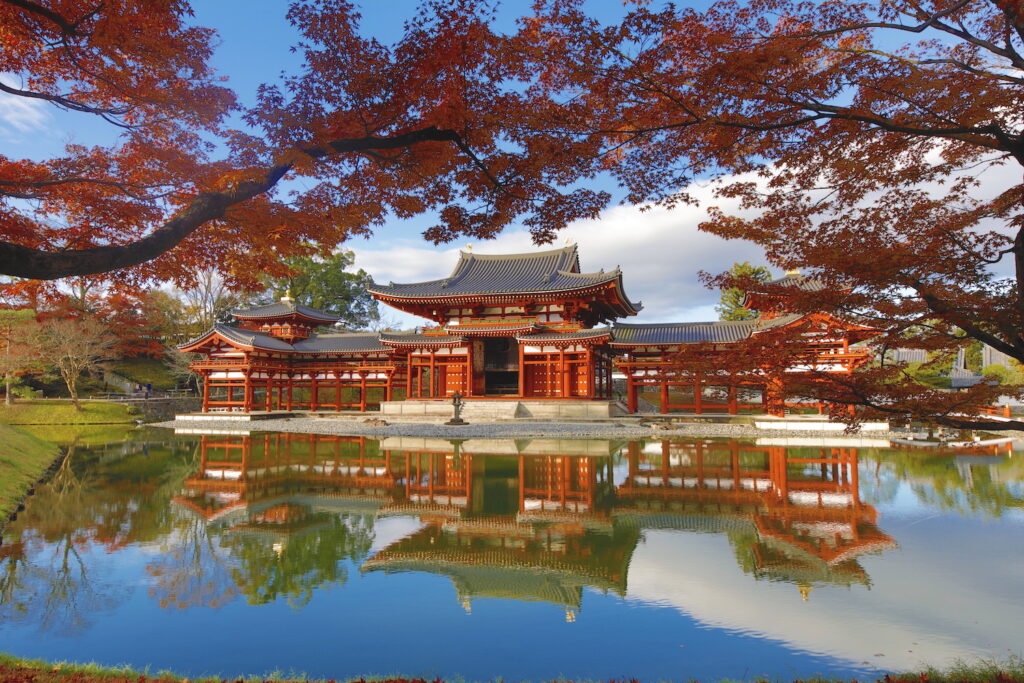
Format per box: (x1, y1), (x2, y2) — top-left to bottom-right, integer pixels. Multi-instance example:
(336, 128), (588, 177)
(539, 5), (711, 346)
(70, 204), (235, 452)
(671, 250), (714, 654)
(0, 400), (136, 426)
(0, 654), (1021, 683)
(0, 425), (61, 523)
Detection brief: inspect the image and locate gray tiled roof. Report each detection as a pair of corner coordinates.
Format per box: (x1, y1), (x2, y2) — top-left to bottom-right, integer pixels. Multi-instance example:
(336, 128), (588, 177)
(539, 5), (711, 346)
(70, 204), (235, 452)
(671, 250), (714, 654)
(379, 332), (467, 346)
(231, 300), (340, 323)
(610, 315), (802, 345)
(366, 246), (636, 305)
(293, 333), (388, 354)
(765, 274), (827, 292)
(519, 328), (613, 342)
(611, 321), (757, 345)
(203, 324), (296, 352)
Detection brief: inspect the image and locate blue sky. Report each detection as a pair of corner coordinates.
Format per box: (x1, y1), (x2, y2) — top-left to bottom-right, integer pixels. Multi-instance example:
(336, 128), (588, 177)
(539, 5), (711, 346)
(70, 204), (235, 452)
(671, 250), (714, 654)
(1, 1), (773, 328)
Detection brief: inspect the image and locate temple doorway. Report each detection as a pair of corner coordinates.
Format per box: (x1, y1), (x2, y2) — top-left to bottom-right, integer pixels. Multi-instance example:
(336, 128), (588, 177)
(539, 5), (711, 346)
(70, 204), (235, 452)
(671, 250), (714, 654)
(482, 337), (519, 395)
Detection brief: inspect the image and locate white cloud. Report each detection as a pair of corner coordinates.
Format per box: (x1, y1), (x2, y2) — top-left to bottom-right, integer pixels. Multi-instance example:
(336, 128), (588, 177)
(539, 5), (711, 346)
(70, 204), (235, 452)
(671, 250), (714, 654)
(0, 74), (52, 139)
(351, 178), (768, 328)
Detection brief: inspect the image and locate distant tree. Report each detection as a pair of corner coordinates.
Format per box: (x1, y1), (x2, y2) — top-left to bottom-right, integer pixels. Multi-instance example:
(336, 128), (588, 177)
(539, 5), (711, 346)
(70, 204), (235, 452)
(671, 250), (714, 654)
(37, 318), (116, 411)
(0, 309), (39, 406)
(982, 363), (1024, 386)
(716, 262), (772, 321)
(257, 250), (380, 329)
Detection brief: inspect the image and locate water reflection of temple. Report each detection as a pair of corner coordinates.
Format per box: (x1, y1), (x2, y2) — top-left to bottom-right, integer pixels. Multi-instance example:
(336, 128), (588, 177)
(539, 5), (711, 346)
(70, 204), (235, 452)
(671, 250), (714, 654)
(173, 434), (896, 610)
(618, 441), (896, 591)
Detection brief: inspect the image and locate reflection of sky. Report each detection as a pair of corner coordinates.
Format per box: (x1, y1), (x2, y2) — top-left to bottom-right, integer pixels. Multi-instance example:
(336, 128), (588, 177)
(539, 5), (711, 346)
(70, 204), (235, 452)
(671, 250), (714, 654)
(1, 443), (1022, 681)
(625, 507), (1024, 672)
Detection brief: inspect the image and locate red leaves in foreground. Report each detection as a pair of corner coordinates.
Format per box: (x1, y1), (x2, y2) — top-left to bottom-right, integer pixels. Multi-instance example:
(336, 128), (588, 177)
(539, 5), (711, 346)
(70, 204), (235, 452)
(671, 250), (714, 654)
(1, 665), (1022, 683)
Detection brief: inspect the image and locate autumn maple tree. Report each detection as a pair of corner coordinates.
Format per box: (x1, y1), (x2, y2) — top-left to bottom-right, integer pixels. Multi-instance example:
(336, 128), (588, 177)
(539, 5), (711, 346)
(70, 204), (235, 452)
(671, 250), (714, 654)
(0, 0), (605, 289)
(520, 0), (1024, 429)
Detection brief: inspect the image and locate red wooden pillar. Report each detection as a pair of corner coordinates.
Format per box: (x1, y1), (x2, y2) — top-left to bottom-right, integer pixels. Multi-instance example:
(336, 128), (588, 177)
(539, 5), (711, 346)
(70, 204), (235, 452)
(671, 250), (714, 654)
(626, 374), (638, 414)
(310, 373), (319, 411)
(265, 379), (273, 411)
(585, 348), (595, 397)
(359, 374), (368, 412)
(385, 372), (394, 402)
(243, 373), (254, 413)
(429, 351), (437, 398)
(694, 374), (703, 415)
(659, 377), (669, 414)
(558, 347), (567, 397)
(728, 385), (738, 415)
(201, 372), (210, 412)
(517, 342), (526, 397)
(765, 377), (785, 417)
(336, 375), (343, 411)
(286, 379), (294, 411)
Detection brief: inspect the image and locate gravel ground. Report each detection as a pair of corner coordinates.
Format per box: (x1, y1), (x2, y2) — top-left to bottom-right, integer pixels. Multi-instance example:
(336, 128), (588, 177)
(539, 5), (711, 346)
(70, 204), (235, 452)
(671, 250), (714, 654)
(154, 416), (909, 442)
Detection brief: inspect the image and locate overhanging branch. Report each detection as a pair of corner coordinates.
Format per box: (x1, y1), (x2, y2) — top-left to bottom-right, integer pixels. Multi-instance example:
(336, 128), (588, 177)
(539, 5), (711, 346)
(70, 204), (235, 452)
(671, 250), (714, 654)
(0, 126), (478, 280)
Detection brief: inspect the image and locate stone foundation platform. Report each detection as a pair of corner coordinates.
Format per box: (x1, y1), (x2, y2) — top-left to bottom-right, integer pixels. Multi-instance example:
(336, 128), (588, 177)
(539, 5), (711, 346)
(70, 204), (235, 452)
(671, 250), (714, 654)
(380, 399), (629, 421)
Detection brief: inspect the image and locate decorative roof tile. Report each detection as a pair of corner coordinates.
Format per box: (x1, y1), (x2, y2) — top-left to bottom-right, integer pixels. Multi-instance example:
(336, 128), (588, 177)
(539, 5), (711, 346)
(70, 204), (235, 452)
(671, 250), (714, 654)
(231, 300), (340, 323)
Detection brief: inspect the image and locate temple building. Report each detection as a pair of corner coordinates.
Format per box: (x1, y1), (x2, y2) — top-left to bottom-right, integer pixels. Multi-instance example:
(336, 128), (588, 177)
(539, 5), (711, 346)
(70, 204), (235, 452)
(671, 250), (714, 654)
(180, 245), (875, 414)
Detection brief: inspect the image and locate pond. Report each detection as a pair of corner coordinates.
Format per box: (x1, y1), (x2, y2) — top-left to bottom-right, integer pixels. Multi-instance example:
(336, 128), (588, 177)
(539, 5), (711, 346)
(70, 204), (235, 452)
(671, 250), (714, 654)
(1, 429), (1022, 682)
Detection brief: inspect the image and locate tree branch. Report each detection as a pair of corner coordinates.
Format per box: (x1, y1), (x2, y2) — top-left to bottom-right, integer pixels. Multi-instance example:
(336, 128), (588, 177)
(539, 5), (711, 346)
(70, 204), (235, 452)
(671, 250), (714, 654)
(0, 126), (486, 279)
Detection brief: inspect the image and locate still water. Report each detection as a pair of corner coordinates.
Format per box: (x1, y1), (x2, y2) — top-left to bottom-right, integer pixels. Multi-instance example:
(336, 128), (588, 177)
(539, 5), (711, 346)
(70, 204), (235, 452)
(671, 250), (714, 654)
(1, 430), (1022, 681)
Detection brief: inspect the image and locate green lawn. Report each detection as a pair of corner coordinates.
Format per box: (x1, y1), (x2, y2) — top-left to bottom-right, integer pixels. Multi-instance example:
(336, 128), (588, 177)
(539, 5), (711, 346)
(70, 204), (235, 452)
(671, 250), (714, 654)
(0, 400), (137, 425)
(0, 424), (60, 522)
(109, 357), (178, 390)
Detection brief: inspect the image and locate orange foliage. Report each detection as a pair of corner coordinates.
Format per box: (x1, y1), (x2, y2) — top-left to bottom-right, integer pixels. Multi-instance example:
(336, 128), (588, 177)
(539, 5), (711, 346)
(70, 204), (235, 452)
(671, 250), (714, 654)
(522, 0), (1024, 428)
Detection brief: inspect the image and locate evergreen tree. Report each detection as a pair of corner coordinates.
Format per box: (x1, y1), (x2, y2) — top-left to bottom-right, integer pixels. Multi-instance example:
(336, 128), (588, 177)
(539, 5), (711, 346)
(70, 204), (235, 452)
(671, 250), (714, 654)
(716, 262), (772, 321)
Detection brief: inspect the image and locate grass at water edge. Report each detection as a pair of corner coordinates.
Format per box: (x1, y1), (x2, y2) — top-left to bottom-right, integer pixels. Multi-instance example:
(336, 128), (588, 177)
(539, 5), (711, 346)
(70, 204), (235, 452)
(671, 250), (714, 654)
(1, 654), (1022, 683)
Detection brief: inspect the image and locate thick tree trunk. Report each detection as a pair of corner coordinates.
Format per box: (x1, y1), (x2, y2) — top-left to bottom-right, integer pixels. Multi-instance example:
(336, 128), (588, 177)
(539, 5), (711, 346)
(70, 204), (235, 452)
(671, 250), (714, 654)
(4, 371), (11, 405)
(64, 371), (81, 412)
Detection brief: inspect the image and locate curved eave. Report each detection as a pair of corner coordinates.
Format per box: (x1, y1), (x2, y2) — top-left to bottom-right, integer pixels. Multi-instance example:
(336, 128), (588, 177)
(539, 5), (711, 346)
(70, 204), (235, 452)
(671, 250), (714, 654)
(178, 325), (295, 354)
(444, 323), (539, 336)
(368, 274), (627, 303)
(518, 332), (612, 345)
(379, 334), (467, 348)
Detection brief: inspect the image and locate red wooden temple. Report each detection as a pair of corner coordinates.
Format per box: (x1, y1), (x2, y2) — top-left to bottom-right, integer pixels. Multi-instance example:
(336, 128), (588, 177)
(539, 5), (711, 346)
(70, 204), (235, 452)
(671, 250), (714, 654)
(181, 245), (875, 414)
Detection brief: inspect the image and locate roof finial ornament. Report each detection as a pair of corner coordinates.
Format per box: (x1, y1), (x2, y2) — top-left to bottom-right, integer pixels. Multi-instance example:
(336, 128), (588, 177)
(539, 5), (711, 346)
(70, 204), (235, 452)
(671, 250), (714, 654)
(281, 287), (294, 303)
(785, 268), (802, 276)
(465, 243), (473, 251)
(563, 236), (574, 245)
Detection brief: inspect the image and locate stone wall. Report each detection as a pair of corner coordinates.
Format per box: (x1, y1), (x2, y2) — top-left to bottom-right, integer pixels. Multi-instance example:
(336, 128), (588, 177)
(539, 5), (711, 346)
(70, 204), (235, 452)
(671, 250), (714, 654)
(119, 397), (201, 422)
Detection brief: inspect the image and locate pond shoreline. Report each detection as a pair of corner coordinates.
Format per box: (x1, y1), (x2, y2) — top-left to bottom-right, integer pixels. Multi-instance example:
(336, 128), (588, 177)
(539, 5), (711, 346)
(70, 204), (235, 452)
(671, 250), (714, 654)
(1, 653), (1021, 683)
(0, 425), (65, 540)
(153, 415), (909, 443)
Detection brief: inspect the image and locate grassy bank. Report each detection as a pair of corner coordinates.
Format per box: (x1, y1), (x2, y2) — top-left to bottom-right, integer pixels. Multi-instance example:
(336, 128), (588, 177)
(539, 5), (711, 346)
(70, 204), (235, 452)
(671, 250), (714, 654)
(0, 424), (61, 523)
(0, 400), (136, 426)
(0, 654), (1021, 683)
